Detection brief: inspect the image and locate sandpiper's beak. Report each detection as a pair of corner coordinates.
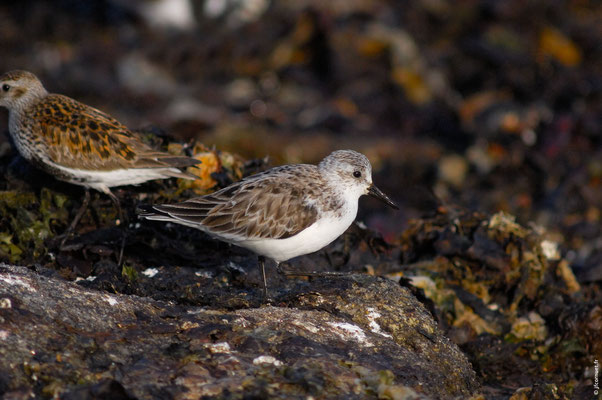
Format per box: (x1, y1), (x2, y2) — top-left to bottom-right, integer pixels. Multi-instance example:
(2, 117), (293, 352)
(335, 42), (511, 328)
(368, 184), (399, 209)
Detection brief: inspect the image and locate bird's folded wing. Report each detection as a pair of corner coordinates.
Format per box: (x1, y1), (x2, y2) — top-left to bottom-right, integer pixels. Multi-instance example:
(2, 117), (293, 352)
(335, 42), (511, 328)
(33, 94), (198, 171)
(149, 173), (319, 240)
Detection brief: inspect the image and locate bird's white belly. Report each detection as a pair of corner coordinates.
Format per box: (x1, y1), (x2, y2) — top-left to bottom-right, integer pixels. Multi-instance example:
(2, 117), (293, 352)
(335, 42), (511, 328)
(239, 211), (357, 263)
(52, 163), (182, 190)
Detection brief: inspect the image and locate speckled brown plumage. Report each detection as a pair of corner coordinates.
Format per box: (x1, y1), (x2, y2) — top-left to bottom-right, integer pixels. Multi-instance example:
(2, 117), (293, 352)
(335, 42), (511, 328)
(0, 70), (198, 190)
(29, 93), (195, 171)
(150, 164), (323, 240)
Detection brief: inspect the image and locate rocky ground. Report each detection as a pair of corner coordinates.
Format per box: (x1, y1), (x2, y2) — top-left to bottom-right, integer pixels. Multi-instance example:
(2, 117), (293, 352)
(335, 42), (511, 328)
(0, 1), (600, 399)
(0, 263), (479, 399)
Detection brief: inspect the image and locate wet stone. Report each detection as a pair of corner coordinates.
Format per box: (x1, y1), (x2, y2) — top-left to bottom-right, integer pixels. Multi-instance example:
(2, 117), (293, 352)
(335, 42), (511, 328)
(0, 263), (478, 399)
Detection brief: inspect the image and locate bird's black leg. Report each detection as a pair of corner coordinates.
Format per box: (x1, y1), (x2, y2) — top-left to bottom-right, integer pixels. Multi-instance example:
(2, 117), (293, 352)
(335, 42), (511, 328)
(258, 256), (268, 299)
(106, 190), (126, 266)
(60, 188), (91, 249)
(106, 190), (123, 227)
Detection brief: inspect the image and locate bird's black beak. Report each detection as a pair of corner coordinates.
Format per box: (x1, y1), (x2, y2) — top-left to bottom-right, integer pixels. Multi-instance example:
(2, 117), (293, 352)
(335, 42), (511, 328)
(368, 184), (399, 209)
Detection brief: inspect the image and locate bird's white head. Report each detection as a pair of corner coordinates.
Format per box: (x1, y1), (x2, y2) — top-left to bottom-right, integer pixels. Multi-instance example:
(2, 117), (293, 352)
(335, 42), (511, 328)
(0, 70), (48, 112)
(318, 150), (398, 209)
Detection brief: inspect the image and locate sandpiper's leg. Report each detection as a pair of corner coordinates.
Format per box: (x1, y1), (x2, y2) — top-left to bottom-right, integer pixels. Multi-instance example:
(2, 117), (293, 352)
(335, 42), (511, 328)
(258, 256), (268, 299)
(106, 189), (126, 266)
(105, 190), (123, 226)
(60, 189), (91, 248)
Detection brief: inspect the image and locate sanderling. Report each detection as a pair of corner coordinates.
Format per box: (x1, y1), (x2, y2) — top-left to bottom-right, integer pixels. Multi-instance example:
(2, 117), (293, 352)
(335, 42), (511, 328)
(0, 70), (200, 252)
(139, 150), (398, 297)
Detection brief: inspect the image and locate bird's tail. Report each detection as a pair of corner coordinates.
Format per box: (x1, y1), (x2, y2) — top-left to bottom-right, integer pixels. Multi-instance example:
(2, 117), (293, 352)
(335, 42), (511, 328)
(136, 204), (172, 220)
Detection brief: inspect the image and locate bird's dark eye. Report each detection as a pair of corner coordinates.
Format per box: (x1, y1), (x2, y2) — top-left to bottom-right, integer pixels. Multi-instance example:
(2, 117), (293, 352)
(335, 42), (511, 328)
(1, 84), (9, 92)
(353, 170), (361, 178)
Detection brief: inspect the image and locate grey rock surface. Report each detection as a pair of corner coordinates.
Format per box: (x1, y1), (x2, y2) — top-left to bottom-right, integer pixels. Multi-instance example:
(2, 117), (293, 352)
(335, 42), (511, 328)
(0, 264), (478, 399)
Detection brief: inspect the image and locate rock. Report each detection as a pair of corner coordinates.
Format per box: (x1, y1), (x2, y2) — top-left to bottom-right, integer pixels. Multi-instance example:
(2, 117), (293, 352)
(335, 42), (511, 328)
(0, 264), (478, 399)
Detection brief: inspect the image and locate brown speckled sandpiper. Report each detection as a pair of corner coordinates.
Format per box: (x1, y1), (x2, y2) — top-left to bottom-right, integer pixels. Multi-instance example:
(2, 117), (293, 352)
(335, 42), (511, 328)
(0, 70), (200, 255)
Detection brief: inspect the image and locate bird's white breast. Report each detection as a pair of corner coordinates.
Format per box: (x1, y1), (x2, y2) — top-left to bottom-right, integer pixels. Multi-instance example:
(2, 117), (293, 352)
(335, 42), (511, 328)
(238, 192), (359, 263)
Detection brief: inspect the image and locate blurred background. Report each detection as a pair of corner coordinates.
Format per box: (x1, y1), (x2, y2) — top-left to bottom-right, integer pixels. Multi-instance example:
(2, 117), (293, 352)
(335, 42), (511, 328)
(0, 0), (600, 280)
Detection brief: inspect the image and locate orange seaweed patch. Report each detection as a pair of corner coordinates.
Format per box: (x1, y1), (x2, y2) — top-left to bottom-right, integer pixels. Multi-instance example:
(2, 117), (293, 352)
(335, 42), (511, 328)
(391, 67), (431, 105)
(538, 27), (582, 67)
(174, 143), (244, 195)
(188, 150), (221, 192)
